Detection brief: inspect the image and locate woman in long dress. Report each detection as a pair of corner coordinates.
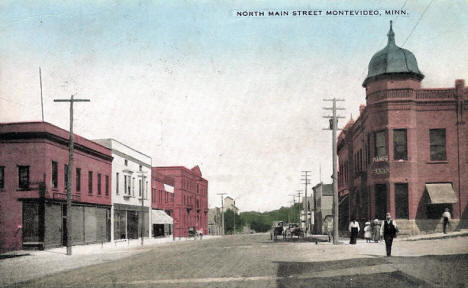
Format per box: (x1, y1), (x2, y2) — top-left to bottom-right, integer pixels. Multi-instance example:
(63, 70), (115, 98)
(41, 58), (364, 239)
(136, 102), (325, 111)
(348, 219), (360, 244)
(373, 218), (381, 242)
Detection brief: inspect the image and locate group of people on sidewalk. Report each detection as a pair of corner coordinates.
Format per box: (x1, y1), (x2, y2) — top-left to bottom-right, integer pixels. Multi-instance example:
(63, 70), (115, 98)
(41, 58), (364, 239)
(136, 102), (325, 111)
(348, 212), (398, 256)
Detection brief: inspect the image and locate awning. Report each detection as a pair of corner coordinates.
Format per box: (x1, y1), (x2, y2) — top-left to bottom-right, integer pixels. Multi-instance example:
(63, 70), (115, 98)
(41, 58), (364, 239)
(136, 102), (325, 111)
(164, 184), (174, 193)
(425, 183), (458, 204)
(152, 209), (173, 224)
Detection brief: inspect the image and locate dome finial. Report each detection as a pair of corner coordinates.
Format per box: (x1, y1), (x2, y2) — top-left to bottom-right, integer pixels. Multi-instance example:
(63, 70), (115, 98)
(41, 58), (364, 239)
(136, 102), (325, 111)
(387, 20), (395, 45)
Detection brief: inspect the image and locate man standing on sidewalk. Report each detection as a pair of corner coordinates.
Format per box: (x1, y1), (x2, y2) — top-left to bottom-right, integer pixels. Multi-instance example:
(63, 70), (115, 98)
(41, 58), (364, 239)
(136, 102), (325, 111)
(380, 213), (398, 256)
(442, 208), (451, 234)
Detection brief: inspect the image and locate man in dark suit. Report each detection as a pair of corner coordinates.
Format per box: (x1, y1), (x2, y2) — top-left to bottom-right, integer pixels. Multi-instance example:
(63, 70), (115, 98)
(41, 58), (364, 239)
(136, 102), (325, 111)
(380, 212), (398, 256)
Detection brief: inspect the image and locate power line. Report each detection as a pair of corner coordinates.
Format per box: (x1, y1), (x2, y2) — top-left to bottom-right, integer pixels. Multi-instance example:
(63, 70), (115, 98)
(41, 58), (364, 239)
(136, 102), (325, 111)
(402, 0), (435, 47)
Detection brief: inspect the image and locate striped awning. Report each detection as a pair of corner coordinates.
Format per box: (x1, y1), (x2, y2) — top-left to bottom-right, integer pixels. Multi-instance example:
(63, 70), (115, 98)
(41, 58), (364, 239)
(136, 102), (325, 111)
(426, 183), (458, 204)
(152, 209), (173, 224)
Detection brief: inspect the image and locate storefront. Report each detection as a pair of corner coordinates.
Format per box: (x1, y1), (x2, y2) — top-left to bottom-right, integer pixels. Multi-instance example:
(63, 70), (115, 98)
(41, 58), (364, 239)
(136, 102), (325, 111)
(151, 209), (173, 237)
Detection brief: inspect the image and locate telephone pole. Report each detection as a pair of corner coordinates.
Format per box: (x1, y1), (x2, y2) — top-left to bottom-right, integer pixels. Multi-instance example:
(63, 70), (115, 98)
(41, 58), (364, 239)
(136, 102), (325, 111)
(288, 194), (296, 222)
(296, 190), (302, 225)
(217, 193), (227, 235)
(301, 171), (311, 235)
(54, 95), (90, 255)
(323, 97), (345, 245)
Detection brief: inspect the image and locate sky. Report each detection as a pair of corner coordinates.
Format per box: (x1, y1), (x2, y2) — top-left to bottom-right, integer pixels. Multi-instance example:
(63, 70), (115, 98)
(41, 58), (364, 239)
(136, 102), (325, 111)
(1, 0), (468, 212)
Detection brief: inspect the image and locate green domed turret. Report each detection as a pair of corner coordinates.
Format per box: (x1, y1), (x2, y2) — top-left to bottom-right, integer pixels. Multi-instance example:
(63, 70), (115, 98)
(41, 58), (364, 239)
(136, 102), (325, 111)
(363, 21), (424, 87)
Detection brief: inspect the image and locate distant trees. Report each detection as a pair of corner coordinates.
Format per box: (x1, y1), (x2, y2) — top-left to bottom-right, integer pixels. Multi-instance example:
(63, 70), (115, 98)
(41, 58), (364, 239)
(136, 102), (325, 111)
(223, 209), (243, 234)
(236, 203), (302, 233)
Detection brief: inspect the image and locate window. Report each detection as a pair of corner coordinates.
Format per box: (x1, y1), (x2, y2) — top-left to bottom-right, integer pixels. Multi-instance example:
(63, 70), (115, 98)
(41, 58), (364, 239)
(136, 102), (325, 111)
(88, 171), (93, 195)
(395, 183), (408, 219)
(0, 166), (4, 189)
(374, 130), (387, 157)
(105, 175), (109, 196)
(375, 184), (387, 220)
(52, 161), (58, 188)
(393, 129), (408, 160)
(139, 179), (142, 197)
(131, 177), (134, 195)
(139, 165), (142, 171)
(18, 166), (30, 189)
(76, 168), (81, 192)
(124, 159), (128, 166)
(64, 164), (68, 189)
(430, 129), (447, 161)
(367, 134), (371, 164)
(116, 172), (119, 195)
(97, 173), (102, 195)
(124, 175), (127, 195)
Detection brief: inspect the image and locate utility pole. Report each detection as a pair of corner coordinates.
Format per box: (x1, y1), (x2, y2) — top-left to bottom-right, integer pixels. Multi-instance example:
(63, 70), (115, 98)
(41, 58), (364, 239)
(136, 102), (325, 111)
(296, 190), (302, 224)
(217, 193), (227, 235)
(288, 194), (296, 223)
(301, 171), (311, 235)
(139, 172), (147, 246)
(54, 95), (90, 255)
(172, 189), (176, 241)
(39, 67), (44, 121)
(323, 97), (345, 245)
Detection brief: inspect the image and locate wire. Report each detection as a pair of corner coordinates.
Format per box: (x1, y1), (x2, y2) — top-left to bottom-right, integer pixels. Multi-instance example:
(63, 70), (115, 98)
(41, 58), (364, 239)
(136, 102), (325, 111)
(402, 0), (435, 47)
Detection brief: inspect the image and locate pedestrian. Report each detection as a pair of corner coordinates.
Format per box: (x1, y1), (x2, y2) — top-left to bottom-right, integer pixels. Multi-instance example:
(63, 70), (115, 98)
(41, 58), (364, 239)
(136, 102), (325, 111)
(325, 218), (333, 242)
(373, 218), (381, 243)
(380, 212), (398, 256)
(348, 218), (360, 244)
(364, 222), (372, 243)
(442, 208), (451, 234)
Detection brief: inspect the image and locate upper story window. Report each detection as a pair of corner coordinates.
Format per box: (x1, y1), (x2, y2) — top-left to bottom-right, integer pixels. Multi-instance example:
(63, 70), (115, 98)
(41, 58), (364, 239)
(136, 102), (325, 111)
(116, 172), (119, 195)
(88, 171), (93, 195)
(97, 173), (102, 195)
(374, 130), (387, 157)
(18, 165), (29, 190)
(430, 129), (447, 161)
(105, 175), (109, 196)
(124, 159), (128, 166)
(76, 168), (81, 192)
(393, 129), (408, 160)
(51, 161), (58, 188)
(0, 166), (4, 189)
(64, 164), (68, 189)
(139, 165), (142, 171)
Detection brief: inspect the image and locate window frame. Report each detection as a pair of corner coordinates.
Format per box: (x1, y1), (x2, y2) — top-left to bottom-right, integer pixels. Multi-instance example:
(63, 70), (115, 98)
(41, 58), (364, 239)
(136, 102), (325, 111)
(51, 161), (58, 189)
(429, 129), (447, 161)
(88, 171), (93, 195)
(393, 129), (408, 160)
(76, 168), (81, 192)
(374, 130), (387, 158)
(18, 165), (30, 190)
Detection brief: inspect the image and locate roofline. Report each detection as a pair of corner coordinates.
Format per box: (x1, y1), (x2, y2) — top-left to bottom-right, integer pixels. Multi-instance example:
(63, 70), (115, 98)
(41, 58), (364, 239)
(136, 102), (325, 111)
(93, 138), (152, 159)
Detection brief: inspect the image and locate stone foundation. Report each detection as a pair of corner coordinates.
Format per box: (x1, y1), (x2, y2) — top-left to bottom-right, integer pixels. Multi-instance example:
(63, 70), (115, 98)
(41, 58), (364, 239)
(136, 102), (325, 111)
(395, 219), (466, 236)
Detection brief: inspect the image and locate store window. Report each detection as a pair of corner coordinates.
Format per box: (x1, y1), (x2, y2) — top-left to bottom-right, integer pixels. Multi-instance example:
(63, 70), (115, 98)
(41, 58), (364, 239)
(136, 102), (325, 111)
(395, 183), (409, 219)
(0, 166), (4, 189)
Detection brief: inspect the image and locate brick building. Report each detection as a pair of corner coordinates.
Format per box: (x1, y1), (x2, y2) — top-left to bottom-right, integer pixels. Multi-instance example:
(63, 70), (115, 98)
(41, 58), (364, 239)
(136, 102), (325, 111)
(0, 122), (112, 252)
(151, 170), (175, 237)
(337, 22), (468, 235)
(154, 166), (208, 237)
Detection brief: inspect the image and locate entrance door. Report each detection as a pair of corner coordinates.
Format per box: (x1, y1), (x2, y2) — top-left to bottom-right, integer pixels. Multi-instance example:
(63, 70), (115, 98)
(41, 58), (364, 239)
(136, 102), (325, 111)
(375, 184), (387, 220)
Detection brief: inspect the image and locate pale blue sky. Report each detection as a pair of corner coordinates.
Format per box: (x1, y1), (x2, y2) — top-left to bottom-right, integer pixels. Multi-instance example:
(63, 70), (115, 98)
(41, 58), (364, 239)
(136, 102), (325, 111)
(1, 0), (468, 211)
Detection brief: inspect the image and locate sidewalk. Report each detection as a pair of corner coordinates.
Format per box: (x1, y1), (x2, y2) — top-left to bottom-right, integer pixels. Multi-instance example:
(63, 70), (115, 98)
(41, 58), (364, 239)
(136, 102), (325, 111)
(0, 235), (219, 287)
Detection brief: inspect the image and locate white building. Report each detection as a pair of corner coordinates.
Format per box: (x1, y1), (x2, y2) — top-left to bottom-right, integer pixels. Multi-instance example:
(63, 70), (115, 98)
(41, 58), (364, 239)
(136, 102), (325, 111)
(94, 139), (152, 242)
(223, 196), (239, 213)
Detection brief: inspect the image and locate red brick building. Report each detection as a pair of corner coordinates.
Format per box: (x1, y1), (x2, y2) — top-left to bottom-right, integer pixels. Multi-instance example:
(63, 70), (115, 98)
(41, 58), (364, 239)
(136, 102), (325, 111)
(0, 122), (113, 252)
(151, 170), (175, 236)
(337, 22), (468, 235)
(153, 166), (208, 237)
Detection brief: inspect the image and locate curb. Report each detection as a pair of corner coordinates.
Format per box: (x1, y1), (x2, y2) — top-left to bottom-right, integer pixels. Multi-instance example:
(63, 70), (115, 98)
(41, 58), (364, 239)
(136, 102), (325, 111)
(402, 232), (468, 241)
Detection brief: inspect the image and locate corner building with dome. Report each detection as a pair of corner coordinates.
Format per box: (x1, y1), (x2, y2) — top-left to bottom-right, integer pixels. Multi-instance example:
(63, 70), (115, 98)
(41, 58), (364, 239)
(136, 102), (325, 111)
(337, 22), (468, 235)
